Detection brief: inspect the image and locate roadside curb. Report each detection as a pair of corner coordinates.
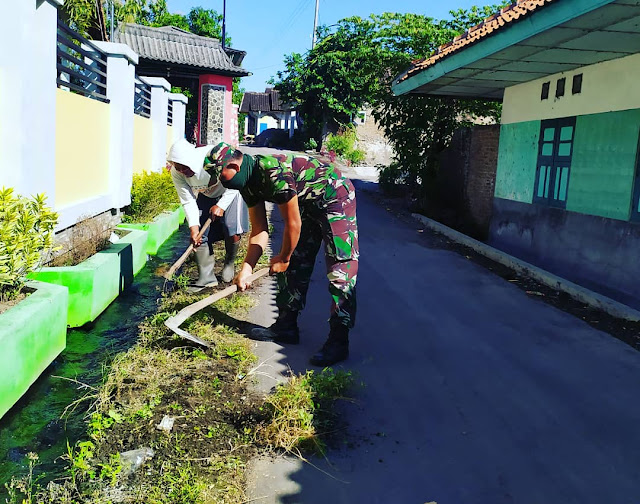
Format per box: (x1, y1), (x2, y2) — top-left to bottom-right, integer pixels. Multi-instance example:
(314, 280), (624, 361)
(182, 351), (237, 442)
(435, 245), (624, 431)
(412, 213), (640, 323)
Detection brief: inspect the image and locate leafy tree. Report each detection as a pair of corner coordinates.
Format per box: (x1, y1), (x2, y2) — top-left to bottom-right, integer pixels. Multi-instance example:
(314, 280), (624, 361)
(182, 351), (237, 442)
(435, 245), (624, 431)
(272, 6), (507, 204)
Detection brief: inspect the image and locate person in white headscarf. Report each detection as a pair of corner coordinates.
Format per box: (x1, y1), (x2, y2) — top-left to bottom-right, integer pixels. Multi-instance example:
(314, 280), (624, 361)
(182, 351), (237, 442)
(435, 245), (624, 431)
(166, 139), (249, 291)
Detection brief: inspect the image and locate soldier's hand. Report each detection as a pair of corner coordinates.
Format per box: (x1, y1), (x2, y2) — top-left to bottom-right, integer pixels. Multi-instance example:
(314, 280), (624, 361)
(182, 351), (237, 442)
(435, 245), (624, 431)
(269, 255), (290, 275)
(210, 205), (224, 221)
(234, 264), (253, 291)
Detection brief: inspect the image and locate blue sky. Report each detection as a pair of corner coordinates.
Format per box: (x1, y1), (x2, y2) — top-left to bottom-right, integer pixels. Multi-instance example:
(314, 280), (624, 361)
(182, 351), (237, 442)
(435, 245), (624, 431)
(166, 0), (492, 92)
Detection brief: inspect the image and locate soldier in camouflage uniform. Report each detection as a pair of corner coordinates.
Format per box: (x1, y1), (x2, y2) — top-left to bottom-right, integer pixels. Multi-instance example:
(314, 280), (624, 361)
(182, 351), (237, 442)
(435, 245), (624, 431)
(210, 142), (358, 366)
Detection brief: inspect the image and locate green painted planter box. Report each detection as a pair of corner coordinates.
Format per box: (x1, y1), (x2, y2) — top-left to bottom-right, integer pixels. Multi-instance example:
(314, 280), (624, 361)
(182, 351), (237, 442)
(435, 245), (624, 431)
(28, 237), (143, 328)
(118, 206), (185, 256)
(0, 281), (68, 419)
(117, 228), (148, 276)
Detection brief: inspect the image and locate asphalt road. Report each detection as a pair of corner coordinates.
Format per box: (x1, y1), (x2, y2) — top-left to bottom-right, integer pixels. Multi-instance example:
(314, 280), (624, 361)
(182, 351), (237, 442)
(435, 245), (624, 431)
(239, 146), (640, 504)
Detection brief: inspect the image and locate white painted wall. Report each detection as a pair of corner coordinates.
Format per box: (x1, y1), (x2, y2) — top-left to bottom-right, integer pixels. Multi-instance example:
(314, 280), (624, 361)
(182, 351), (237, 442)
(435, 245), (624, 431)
(143, 77), (171, 172)
(93, 42), (138, 209)
(0, 0), (59, 203)
(502, 53), (640, 125)
(169, 93), (188, 144)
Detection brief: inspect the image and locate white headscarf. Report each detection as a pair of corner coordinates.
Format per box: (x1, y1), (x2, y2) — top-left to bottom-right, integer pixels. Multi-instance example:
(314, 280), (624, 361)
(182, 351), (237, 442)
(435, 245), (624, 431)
(166, 139), (204, 176)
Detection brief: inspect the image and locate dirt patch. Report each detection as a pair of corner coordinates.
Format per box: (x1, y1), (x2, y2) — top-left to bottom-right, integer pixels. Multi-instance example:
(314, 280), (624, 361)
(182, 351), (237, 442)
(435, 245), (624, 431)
(0, 292), (28, 315)
(364, 186), (640, 351)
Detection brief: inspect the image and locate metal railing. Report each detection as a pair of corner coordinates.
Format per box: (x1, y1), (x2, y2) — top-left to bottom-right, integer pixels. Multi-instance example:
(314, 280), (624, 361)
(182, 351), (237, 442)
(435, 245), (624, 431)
(56, 20), (108, 103)
(134, 76), (151, 118)
(167, 99), (173, 125)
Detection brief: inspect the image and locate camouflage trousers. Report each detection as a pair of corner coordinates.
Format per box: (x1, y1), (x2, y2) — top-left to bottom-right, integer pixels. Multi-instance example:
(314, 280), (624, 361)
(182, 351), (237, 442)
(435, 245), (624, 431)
(276, 180), (359, 329)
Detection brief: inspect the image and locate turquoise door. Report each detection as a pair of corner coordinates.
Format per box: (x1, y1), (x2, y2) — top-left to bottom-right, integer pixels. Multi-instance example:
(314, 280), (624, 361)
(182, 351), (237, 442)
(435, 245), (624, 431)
(259, 123), (268, 133)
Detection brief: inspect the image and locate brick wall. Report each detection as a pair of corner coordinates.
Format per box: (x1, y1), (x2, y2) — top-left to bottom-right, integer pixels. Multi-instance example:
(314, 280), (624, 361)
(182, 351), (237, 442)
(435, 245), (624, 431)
(437, 124), (500, 239)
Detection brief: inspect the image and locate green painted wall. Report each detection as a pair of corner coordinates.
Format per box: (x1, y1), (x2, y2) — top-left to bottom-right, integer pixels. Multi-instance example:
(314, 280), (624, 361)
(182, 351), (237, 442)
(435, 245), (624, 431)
(494, 120), (541, 203)
(567, 109), (640, 220)
(0, 281), (68, 419)
(117, 228), (149, 276)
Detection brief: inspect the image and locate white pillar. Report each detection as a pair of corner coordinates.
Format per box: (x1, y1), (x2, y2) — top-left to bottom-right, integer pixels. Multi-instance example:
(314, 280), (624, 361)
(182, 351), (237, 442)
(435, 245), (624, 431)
(142, 77), (171, 173)
(93, 42), (138, 209)
(168, 93), (188, 144)
(289, 111), (296, 138)
(0, 0), (60, 203)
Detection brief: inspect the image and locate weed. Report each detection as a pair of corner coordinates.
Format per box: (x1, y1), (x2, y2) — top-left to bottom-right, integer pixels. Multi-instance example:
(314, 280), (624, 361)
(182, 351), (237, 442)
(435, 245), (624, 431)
(49, 214), (112, 267)
(97, 453), (122, 486)
(3, 452), (42, 504)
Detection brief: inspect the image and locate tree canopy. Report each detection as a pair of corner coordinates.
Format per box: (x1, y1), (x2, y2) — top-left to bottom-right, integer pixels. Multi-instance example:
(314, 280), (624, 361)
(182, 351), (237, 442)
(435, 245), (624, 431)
(271, 6), (507, 203)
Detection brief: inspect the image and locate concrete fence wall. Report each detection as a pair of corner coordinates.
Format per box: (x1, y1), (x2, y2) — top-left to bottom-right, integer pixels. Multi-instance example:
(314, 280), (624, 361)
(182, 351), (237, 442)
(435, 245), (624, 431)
(0, 2), (188, 232)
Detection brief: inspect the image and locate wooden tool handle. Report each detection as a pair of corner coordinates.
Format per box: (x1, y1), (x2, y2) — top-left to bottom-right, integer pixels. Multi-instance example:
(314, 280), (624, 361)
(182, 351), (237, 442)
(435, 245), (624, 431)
(164, 218), (212, 280)
(167, 268), (270, 328)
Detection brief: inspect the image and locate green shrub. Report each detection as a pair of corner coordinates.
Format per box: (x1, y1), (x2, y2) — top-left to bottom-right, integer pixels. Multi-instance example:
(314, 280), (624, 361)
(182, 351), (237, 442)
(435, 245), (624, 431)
(122, 171), (180, 224)
(347, 149), (366, 165)
(0, 188), (58, 301)
(326, 126), (356, 157)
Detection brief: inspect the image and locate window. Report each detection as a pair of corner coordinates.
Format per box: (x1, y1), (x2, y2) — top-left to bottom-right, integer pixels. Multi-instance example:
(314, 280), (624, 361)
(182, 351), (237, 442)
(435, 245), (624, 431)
(534, 117), (576, 208)
(572, 74), (583, 95)
(541, 81), (550, 100)
(556, 77), (566, 98)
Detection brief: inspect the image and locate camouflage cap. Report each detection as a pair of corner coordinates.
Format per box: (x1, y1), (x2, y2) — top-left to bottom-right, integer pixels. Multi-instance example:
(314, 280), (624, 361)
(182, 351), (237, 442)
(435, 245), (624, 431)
(209, 142), (237, 168)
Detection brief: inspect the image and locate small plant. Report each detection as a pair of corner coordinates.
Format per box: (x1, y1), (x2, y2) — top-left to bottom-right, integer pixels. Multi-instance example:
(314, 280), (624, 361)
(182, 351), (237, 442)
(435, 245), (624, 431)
(3, 452), (42, 504)
(304, 137), (318, 151)
(0, 188), (58, 301)
(122, 170), (179, 223)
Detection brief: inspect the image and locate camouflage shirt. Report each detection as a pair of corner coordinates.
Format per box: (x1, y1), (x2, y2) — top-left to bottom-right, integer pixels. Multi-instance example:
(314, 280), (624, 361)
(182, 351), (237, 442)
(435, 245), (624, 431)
(241, 153), (353, 211)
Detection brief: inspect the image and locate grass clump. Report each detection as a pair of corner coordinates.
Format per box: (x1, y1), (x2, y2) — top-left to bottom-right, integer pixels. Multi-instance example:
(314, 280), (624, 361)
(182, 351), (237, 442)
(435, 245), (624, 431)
(122, 170), (179, 224)
(258, 368), (355, 455)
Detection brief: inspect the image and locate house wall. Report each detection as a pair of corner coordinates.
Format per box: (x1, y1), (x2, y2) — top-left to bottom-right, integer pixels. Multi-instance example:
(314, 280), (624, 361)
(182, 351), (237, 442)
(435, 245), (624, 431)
(133, 115), (154, 174)
(501, 53), (640, 125)
(490, 53), (640, 308)
(438, 125), (500, 239)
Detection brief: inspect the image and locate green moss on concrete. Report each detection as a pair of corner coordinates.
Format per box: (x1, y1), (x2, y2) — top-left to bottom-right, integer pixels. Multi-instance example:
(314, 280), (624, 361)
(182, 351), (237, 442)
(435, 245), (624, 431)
(0, 281), (68, 419)
(119, 206), (184, 256)
(567, 109), (640, 221)
(494, 120), (541, 204)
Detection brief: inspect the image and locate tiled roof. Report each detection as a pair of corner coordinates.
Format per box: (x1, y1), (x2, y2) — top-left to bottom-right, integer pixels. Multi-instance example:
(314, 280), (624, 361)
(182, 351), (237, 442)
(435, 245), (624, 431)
(398, 0), (556, 83)
(240, 88), (287, 113)
(115, 23), (250, 76)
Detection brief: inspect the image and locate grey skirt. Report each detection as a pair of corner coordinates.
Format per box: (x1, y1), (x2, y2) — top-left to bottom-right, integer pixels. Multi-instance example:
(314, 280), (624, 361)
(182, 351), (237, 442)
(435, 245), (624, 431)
(197, 192), (249, 242)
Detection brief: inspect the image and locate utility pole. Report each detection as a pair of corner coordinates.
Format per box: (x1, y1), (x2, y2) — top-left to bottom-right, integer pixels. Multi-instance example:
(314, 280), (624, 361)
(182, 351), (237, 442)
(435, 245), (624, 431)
(312, 0), (319, 49)
(110, 0), (114, 41)
(222, 0), (227, 49)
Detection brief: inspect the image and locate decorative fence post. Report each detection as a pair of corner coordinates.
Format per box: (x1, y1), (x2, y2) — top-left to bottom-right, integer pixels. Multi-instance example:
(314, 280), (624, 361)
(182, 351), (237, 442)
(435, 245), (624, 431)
(0, 0), (60, 202)
(142, 77), (171, 172)
(93, 42), (138, 209)
(168, 93), (188, 145)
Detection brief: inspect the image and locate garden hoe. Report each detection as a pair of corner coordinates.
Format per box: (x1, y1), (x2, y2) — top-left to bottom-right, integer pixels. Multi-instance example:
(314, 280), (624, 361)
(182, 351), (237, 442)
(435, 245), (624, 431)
(164, 268), (270, 347)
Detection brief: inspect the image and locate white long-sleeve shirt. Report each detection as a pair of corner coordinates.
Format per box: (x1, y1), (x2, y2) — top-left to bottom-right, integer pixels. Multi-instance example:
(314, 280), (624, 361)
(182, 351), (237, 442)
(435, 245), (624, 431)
(170, 146), (239, 227)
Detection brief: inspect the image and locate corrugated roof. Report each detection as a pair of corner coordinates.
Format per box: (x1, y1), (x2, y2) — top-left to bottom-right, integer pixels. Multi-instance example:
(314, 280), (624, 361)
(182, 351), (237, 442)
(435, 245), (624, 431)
(398, 0), (556, 83)
(115, 23), (250, 76)
(240, 89), (287, 113)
